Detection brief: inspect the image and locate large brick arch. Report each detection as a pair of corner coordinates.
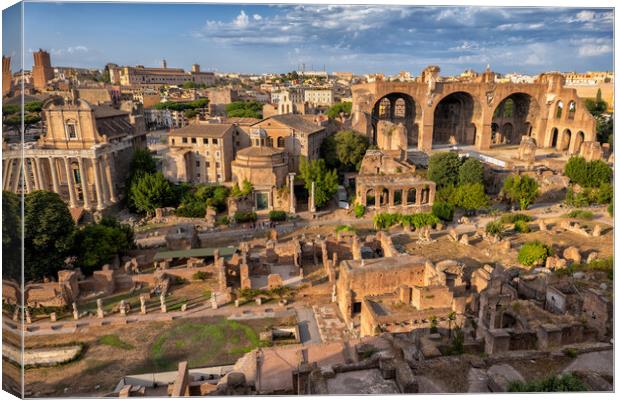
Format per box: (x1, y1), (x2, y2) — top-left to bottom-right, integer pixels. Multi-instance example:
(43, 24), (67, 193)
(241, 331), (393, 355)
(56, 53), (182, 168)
(352, 73), (597, 153)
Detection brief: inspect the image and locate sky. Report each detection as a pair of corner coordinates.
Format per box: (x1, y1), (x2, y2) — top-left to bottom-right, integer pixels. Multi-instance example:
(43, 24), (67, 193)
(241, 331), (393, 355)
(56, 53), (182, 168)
(2, 2), (615, 76)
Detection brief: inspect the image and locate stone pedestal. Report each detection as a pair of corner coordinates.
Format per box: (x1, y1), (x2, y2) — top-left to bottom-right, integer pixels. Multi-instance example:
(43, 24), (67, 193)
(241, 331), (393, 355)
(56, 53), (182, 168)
(119, 300), (127, 316)
(160, 294), (167, 313)
(181, 304), (187, 312)
(96, 299), (104, 319)
(50, 312), (57, 322)
(255, 297), (262, 306)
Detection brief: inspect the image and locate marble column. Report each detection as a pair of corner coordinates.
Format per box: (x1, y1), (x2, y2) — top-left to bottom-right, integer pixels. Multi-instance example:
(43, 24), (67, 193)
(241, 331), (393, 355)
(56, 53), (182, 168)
(97, 156), (111, 205)
(77, 157), (91, 210)
(12, 162), (21, 192)
(104, 153), (117, 203)
(416, 186), (423, 205)
(92, 157), (105, 210)
(2, 159), (12, 190)
(49, 158), (60, 194)
(374, 186), (380, 209)
(63, 157), (78, 208)
(24, 159), (33, 193)
(34, 158), (44, 191)
(288, 173), (296, 214)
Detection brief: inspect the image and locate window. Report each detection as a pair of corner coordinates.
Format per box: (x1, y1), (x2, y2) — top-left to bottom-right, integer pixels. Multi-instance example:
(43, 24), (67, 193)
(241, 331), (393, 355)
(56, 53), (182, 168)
(213, 138), (218, 145)
(216, 162), (221, 169)
(203, 138), (208, 144)
(182, 137), (188, 143)
(191, 137), (197, 144)
(206, 161), (210, 168)
(66, 122), (77, 139)
(196, 161), (200, 167)
(555, 101), (564, 119)
(171, 138), (175, 145)
(217, 174), (222, 181)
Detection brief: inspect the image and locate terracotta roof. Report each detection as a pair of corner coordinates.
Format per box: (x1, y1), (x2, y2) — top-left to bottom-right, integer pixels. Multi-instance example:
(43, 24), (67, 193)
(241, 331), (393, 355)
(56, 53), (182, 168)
(169, 123), (234, 138)
(256, 114), (324, 134)
(93, 105), (129, 119)
(236, 146), (284, 157)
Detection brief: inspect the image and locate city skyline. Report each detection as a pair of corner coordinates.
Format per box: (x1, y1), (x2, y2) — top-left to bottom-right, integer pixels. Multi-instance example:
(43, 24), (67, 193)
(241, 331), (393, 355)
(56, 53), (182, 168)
(2, 3), (614, 75)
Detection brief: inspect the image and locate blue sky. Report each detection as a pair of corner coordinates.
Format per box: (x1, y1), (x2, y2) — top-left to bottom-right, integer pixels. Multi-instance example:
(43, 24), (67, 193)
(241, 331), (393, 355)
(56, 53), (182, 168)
(2, 2), (614, 75)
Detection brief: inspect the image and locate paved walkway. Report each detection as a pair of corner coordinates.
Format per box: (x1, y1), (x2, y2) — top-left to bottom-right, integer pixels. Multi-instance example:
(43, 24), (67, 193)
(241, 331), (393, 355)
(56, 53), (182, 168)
(295, 307), (322, 344)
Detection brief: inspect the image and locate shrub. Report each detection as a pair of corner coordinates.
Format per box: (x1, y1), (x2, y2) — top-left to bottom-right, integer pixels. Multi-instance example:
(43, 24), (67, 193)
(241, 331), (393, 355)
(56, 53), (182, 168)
(565, 156), (612, 188)
(268, 210), (287, 222)
(508, 373), (588, 392)
(458, 158), (485, 185)
(192, 271), (211, 281)
(217, 215), (229, 226)
(564, 188), (590, 208)
(485, 220), (504, 237)
(502, 175), (539, 210)
(353, 203), (366, 218)
(400, 213), (439, 230)
(450, 183), (489, 212)
(432, 202), (454, 222)
(234, 211), (257, 223)
(595, 182), (613, 204)
(373, 212), (402, 230)
(499, 213), (533, 224)
(335, 225), (355, 233)
(564, 209), (594, 220)
(518, 241), (553, 267)
(608, 203), (613, 216)
(514, 220), (531, 233)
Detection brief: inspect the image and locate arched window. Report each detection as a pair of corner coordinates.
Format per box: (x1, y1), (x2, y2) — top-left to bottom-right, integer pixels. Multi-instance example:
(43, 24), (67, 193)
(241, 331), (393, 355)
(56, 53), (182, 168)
(394, 98), (406, 118)
(555, 101), (564, 119)
(65, 119), (78, 140)
(568, 101), (576, 119)
(379, 98), (391, 119)
(277, 137), (285, 148)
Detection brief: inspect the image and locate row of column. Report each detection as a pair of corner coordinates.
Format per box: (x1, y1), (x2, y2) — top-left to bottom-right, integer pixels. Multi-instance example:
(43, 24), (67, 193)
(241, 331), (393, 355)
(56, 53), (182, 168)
(2, 154), (117, 211)
(365, 185), (434, 208)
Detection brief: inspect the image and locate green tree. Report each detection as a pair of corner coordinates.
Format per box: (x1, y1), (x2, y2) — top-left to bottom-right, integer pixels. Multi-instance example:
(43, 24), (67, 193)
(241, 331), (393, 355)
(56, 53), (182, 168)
(502, 175), (539, 210)
(432, 201), (454, 222)
(299, 158), (339, 209)
(24, 191), (75, 282)
(326, 102), (352, 120)
(2, 191), (21, 282)
(129, 149), (157, 179)
(564, 156), (612, 188)
(225, 101), (262, 119)
(458, 158), (484, 185)
(130, 173), (176, 217)
(321, 130), (370, 171)
(72, 217), (134, 275)
(427, 152), (462, 189)
(451, 183), (488, 212)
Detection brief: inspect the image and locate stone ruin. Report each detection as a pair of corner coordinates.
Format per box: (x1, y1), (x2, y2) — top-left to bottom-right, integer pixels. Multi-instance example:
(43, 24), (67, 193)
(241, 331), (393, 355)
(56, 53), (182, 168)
(516, 135), (537, 163)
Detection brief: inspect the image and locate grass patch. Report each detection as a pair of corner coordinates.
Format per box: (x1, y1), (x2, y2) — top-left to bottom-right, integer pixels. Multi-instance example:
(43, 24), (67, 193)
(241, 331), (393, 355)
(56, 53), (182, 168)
(97, 335), (134, 350)
(508, 373), (588, 392)
(563, 209), (594, 220)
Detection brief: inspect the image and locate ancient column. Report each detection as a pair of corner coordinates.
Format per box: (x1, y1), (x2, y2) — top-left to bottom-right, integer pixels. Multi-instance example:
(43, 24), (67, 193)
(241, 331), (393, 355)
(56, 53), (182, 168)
(140, 295), (147, 314)
(72, 302), (79, 320)
(77, 157), (92, 210)
(92, 157), (105, 210)
(98, 156), (111, 206)
(12, 162), (21, 192)
(119, 300), (127, 316)
(104, 153), (117, 203)
(288, 173), (296, 214)
(64, 157), (78, 208)
(160, 294), (167, 313)
(34, 157), (44, 191)
(211, 292), (218, 310)
(374, 186), (381, 209)
(309, 181), (316, 212)
(25, 308), (32, 324)
(96, 299), (104, 318)
(2, 158), (12, 189)
(23, 159), (33, 193)
(416, 186), (423, 205)
(49, 158), (60, 194)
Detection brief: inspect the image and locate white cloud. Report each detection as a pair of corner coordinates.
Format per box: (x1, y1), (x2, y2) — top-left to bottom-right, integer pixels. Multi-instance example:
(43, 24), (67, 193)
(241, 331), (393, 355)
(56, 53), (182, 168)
(233, 10), (249, 28)
(253, 14), (262, 21)
(578, 44), (612, 57)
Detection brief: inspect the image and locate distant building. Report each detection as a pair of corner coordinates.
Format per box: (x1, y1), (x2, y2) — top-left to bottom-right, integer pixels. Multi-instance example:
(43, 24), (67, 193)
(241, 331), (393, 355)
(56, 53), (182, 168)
(164, 123), (236, 184)
(32, 49), (54, 91)
(303, 88), (334, 107)
(109, 63), (215, 89)
(2, 91), (147, 211)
